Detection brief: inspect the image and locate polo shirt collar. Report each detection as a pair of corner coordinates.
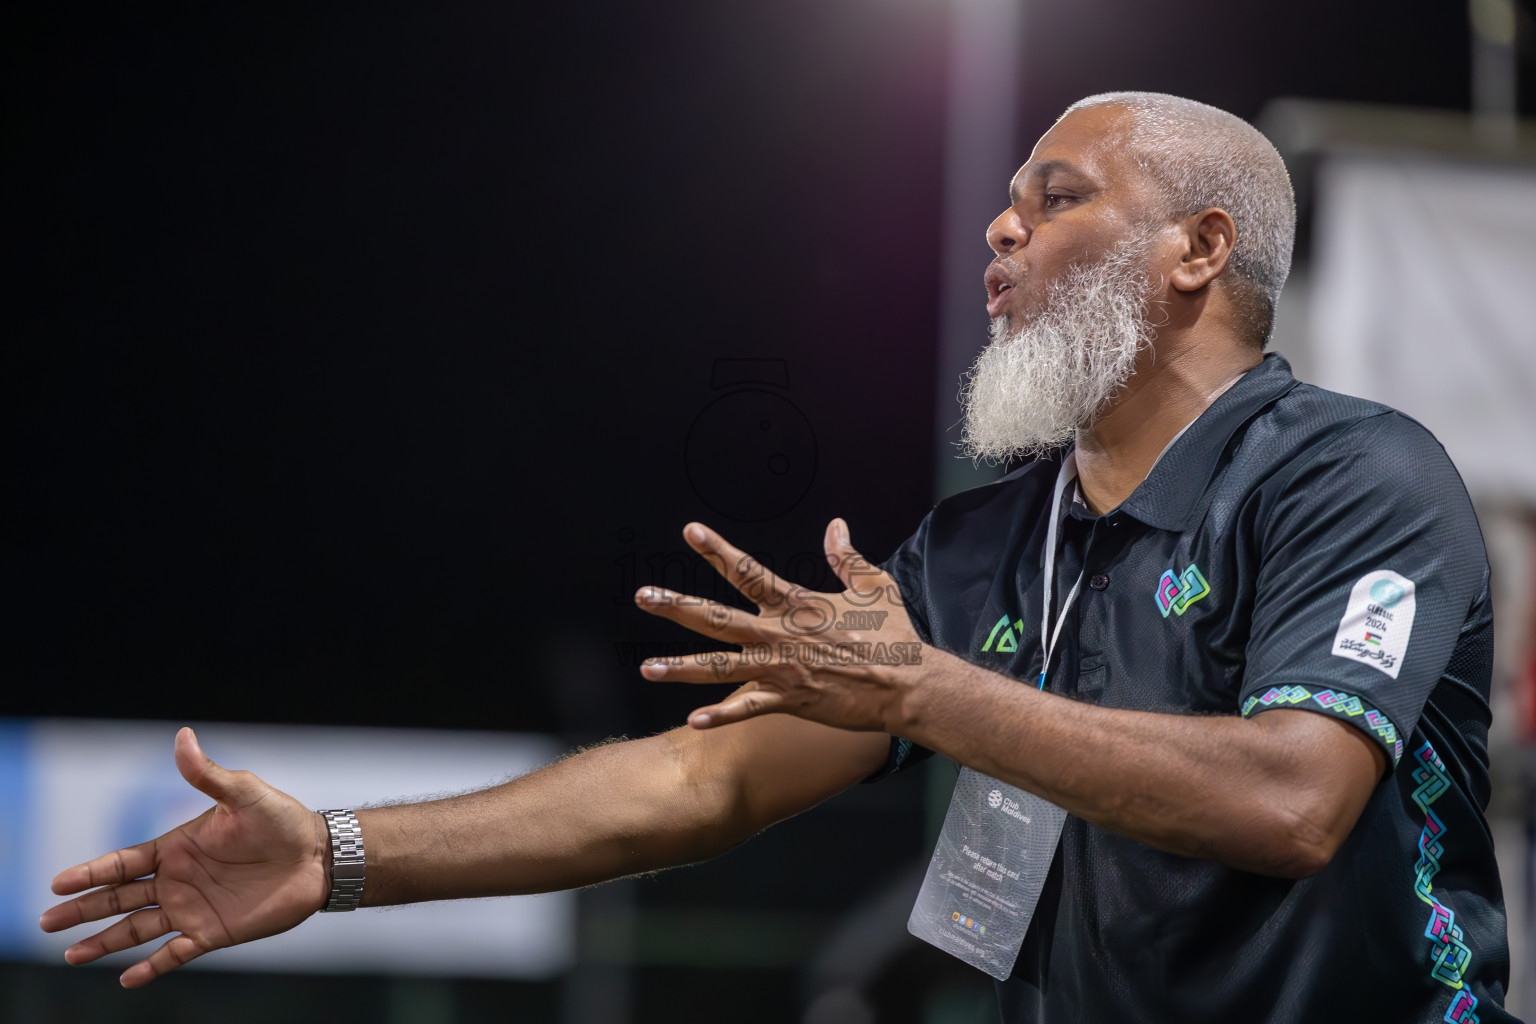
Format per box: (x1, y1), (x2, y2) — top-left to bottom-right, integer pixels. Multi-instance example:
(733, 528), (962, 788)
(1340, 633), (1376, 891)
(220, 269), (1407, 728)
(1112, 353), (1301, 532)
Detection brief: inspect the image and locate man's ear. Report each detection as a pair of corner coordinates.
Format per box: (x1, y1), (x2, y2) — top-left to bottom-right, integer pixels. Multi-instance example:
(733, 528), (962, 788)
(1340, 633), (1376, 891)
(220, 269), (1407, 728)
(1168, 207), (1235, 293)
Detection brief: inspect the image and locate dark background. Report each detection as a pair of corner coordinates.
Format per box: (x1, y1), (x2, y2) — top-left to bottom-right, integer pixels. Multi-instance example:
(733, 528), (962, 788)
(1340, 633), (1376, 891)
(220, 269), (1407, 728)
(6, 1), (1530, 1021)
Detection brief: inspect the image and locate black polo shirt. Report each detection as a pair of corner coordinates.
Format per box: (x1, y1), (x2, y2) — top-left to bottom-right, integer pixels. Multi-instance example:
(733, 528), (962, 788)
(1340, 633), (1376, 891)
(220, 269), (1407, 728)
(875, 354), (1514, 1023)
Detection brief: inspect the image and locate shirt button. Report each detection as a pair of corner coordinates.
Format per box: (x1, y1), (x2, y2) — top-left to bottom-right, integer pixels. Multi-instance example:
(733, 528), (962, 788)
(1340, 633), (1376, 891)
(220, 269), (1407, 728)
(1089, 573), (1110, 591)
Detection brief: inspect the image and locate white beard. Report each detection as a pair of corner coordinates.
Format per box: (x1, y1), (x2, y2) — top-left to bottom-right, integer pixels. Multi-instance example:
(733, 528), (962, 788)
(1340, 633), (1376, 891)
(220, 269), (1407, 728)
(959, 235), (1158, 464)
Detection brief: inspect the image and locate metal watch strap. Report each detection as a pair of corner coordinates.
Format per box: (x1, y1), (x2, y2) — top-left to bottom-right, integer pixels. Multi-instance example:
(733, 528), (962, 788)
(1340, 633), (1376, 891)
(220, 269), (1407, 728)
(319, 809), (366, 912)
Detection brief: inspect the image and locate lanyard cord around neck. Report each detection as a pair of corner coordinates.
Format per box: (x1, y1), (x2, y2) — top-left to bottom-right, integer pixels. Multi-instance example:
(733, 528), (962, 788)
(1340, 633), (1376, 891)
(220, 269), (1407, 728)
(1037, 410), (1209, 689)
(1039, 452), (1083, 690)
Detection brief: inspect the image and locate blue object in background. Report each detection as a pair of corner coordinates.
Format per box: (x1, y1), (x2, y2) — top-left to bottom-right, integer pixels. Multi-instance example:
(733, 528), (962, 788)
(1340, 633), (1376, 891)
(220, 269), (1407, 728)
(0, 721), (33, 955)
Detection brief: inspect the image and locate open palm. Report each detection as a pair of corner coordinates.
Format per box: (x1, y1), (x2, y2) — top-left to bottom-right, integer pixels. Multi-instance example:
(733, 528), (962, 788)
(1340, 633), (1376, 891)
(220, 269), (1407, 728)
(39, 727), (328, 987)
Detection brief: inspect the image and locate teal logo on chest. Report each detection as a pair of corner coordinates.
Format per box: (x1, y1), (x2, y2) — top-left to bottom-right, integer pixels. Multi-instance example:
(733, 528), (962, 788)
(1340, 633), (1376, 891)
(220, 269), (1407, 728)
(1155, 564), (1210, 618)
(981, 615), (1025, 653)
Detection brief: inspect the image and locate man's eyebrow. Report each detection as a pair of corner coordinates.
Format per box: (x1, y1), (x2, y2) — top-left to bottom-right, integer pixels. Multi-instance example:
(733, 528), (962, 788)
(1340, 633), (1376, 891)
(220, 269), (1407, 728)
(1008, 160), (1084, 206)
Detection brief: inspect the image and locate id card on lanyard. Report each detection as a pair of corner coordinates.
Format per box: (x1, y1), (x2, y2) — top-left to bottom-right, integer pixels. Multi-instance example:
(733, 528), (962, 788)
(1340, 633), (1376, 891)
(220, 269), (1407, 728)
(906, 453), (1081, 980)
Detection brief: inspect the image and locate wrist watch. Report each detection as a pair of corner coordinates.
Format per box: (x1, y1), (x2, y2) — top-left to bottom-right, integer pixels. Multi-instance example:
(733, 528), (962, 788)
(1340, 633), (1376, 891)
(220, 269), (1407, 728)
(318, 809), (366, 912)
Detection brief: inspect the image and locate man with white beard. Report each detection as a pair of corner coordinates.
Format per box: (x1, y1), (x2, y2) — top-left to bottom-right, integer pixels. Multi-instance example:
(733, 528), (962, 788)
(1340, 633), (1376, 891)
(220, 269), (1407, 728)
(42, 93), (1516, 1022)
(962, 222), (1158, 464)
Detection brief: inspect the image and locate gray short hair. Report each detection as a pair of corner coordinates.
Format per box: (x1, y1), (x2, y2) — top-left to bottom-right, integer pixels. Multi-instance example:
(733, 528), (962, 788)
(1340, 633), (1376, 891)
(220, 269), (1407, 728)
(1063, 92), (1296, 346)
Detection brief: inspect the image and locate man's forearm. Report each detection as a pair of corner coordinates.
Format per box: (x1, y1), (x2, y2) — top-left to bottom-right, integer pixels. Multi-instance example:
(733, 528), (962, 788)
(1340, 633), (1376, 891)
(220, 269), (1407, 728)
(891, 647), (1384, 878)
(355, 730), (744, 906)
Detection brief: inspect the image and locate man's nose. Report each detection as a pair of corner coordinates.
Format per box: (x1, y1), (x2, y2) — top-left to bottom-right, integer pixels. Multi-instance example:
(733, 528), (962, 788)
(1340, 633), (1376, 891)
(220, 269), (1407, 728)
(986, 207), (1028, 256)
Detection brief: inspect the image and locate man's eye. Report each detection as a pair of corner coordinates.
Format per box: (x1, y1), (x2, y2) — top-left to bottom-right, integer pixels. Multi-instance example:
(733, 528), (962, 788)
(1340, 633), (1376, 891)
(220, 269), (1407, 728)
(1043, 193), (1069, 209)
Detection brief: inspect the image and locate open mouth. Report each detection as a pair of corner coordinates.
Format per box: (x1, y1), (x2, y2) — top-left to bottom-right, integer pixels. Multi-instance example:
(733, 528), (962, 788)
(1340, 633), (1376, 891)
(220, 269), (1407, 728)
(985, 264), (1018, 318)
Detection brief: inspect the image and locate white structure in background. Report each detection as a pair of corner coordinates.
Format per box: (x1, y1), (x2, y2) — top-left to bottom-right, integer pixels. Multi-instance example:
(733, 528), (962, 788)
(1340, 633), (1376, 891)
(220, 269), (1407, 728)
(1310, 154), (1536, 503)
(4, 719), (572, 978)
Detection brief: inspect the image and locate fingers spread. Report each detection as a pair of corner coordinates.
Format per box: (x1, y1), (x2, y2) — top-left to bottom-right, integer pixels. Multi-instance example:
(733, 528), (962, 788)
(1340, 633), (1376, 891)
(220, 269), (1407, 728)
(641, 652), (759, 685)
(689, 688), (789, 729)
(634, 588), (755, 641)
(121, 935), (206, 989)
(65, 906), (172, 965)
(823, 518), (888, 599)
(683, 523), (794, 608)
(41, 877), (156, 932)
(51, 839), (159, 896)
(824, 518), (858, 589)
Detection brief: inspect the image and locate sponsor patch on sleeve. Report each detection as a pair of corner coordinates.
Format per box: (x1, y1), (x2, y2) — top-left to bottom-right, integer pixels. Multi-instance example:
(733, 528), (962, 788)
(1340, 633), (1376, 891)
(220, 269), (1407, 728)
(1330, 570), (1415, 679)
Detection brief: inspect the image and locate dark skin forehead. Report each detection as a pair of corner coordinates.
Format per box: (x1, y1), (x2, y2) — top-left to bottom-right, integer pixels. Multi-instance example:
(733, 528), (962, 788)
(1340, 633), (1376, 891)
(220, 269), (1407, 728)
(1007, 105), (1155, 215)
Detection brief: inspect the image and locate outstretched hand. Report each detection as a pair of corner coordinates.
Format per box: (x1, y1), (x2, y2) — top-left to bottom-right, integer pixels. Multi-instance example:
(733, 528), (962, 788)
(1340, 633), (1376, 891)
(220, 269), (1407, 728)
(39, 727), (328, 987)
(636, 519), (926, 732)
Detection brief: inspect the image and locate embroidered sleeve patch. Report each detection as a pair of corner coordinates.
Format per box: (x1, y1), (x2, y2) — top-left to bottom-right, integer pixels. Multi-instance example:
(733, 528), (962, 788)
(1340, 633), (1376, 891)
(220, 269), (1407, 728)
(1330, 570), (1416, 680)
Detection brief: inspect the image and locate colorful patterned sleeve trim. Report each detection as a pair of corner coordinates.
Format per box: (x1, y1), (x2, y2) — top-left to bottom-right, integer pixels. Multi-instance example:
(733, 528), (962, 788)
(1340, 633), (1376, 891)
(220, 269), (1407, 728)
(1240, 684), (1405, 765)
(1410, 742), (1482, 1024)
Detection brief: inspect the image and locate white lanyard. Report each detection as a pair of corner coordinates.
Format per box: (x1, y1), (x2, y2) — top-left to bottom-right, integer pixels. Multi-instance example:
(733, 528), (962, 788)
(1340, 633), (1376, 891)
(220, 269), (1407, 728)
(1035, 409), (1208, 690)
(1038, 452), (1083, 690)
